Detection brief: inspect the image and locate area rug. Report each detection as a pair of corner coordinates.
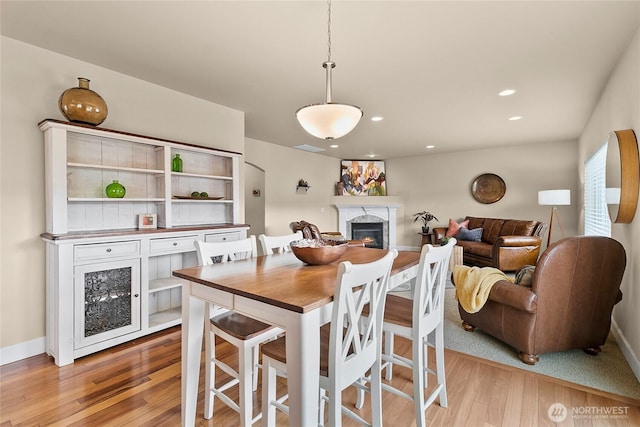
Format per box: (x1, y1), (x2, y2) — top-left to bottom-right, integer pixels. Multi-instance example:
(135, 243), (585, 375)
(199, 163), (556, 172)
(440, 287), (640, 400)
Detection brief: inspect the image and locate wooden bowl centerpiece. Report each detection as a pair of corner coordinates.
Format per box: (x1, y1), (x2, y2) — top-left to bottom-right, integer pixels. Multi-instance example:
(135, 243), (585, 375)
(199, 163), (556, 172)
(290, 239), (348, 265)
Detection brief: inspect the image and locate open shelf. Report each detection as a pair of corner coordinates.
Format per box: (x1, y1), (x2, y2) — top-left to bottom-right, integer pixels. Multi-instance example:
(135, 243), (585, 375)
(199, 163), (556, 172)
(149, 277), (183, 293)
(68, 162), (164, 175)
(149, 308), (182, 329)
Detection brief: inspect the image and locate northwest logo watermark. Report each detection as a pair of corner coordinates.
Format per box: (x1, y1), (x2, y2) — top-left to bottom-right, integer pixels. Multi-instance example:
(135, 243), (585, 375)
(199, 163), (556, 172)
(548, 403), (629, 422)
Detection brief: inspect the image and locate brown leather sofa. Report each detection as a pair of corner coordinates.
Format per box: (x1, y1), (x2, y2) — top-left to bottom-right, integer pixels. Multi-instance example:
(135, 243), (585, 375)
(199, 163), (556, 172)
(455, 236), (626, 364)
(433, 216), (546, 272)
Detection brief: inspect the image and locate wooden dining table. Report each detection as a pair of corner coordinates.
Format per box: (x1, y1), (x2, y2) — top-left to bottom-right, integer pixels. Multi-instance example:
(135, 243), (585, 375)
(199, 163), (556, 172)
(173, 246), (420, 426)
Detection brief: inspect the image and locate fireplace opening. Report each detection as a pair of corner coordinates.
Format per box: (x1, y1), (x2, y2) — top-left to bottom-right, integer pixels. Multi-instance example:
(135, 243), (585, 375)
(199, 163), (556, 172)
(351, 223), (384, 249)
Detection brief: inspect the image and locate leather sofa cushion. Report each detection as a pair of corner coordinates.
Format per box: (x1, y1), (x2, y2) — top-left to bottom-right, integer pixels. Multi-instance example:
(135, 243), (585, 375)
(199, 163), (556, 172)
(481, 219), (505, 244)
(501, 220), (537, 237)
(457, 240), (492, 258)
(466, 217), (485, 230)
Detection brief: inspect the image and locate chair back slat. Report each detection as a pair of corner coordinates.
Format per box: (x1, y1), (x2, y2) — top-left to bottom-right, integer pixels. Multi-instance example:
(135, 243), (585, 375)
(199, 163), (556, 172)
(258, 231), (303, 255)
(414, 239), (457, 331)
(195, 236), (257, 266)
(329, 249), (398, 386)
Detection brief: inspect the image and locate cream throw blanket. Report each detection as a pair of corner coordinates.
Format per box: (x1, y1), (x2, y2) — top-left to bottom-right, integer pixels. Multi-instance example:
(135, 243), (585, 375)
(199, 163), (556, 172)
(453, 265), (509, 313)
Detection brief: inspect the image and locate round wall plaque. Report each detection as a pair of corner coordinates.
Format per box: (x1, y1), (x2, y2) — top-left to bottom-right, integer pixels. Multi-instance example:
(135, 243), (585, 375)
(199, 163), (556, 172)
(471, 173), (506, 204)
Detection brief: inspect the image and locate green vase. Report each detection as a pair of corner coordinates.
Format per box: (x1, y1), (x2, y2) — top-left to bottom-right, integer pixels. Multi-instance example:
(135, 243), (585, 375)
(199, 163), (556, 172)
(172, 154), (183, 172)
(105, 180), (126, 198)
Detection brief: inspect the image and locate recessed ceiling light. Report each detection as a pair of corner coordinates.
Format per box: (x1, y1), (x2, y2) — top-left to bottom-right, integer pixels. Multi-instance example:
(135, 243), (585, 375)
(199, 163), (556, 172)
(329, 144), (339, 148)
(426, 145), (435, 149)
(508, 116), (523, 121)
(371, 116), (384, 122)
(366, 153), (376, 158)
(499, 89), (516, 96)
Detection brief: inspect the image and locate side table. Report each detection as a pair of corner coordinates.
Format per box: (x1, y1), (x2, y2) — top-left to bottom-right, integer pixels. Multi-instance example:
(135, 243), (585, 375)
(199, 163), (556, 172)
(419, 232), (435, 246)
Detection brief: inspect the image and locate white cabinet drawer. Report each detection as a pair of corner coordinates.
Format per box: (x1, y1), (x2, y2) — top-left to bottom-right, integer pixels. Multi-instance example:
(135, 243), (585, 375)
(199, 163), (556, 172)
(205, 232), (241, 243)
(74, 241), (140, 262)
(149, 235), (198, 255)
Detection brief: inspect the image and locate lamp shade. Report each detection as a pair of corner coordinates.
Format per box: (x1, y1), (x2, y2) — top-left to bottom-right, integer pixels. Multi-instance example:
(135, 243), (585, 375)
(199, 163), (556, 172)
(296, 102), (363, 140)
(606, 187), (621, 204)
(538, 189), (571, 206)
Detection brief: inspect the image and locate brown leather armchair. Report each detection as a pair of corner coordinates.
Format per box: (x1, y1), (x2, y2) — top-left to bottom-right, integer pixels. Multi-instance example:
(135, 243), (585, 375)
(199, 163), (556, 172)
(455, 236), (626, 365)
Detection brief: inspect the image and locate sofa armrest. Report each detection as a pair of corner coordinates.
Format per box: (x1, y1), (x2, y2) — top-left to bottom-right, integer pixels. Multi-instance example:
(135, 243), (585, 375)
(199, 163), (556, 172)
(487, 280), (538, 313)
(495, 235), (542, 248)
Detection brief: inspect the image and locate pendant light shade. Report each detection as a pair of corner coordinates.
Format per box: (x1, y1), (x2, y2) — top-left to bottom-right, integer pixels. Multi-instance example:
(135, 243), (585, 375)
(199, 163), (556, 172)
(296, 1), (362, 140)
(296, 103), (363, 140)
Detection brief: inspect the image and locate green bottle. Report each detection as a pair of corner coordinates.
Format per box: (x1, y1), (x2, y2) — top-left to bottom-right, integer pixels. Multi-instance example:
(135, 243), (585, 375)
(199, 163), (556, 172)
(105, 180), (126, 198)
(172, 154), (183, 172)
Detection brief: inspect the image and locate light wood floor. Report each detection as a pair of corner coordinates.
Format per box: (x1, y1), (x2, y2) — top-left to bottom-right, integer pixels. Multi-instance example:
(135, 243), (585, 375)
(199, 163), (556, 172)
(2, 326), (639, 427)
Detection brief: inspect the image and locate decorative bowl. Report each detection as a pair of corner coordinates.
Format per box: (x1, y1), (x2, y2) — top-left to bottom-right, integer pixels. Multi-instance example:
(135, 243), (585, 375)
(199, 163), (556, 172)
(290, 239), (348, 265)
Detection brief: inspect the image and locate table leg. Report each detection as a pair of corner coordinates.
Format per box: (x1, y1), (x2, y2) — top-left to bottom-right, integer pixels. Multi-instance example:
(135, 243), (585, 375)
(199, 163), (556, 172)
(181, 282), (206, 427)
(285, 309), (321, 426)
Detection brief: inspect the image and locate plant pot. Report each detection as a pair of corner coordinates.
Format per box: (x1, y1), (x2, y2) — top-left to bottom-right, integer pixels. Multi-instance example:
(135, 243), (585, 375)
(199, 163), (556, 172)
(422, 226), (430, 233)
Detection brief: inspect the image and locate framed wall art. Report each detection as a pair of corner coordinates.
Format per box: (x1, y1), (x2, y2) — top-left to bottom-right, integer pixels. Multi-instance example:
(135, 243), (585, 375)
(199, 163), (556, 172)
(340, 160), (386, 196)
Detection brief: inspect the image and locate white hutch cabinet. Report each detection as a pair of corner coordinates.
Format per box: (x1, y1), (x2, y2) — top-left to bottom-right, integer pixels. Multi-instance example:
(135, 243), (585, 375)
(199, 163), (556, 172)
(40, 119), (249, 366)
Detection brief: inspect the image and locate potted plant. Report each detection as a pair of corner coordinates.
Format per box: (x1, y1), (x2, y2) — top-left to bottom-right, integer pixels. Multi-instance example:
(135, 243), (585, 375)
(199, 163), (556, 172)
(413, 211), (438, 233)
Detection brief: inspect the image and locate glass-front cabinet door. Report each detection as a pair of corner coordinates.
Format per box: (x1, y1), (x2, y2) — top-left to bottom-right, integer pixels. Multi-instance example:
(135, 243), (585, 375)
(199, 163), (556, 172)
(74, 259), (141, 349)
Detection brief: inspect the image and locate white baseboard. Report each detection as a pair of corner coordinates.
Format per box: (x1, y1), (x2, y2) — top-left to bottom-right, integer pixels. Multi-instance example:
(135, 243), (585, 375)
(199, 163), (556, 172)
(0, 337), (46, 366)
(611, 318), (640, 383)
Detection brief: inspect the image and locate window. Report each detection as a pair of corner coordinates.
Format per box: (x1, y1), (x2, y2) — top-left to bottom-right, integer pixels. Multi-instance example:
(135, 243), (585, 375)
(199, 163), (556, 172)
(584, 143), (611, 236)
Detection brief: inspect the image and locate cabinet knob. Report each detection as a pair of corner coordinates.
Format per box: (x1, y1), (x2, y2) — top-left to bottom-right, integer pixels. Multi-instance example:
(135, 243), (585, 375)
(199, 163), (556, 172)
(173, 242), (178, 246)
(106, 248), (112, 253)
(222, 237), (227, 241)
(134, 294), (139, 298)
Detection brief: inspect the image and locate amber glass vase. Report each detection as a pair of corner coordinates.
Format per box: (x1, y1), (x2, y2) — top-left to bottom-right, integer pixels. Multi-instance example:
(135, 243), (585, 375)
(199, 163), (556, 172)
(59, 77), (108, 126)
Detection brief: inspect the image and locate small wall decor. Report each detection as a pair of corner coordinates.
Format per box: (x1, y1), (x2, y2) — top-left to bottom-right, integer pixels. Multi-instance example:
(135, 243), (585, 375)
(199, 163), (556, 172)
(340, 160), (386, 196)
(471, 173), (506, 204)
(296, 179), (310, 194)
(138, 213), (157, 229)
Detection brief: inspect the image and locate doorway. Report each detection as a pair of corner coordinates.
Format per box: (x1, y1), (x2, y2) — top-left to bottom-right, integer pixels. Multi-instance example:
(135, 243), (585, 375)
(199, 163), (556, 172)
(244, 162), (265, 238)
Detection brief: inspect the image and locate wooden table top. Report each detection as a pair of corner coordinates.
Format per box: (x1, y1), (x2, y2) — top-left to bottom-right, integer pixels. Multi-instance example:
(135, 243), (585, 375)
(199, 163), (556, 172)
(173, 247), (419, 313)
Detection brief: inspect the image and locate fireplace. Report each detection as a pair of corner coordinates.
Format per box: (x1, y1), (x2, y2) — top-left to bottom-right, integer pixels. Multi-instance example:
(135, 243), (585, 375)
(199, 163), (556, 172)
(334, 202), (399, 249)
(352, 222), (384, 249)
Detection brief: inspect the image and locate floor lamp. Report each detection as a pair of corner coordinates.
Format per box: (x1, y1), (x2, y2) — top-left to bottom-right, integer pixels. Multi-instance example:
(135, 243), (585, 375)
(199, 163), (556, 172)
(538, 189), (571, 247)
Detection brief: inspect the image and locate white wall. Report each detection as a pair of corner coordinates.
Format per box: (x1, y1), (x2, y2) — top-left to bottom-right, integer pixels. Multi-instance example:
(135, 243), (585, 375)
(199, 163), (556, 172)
(0, 37), (245, 356)
(578, 27), (640, 376)
(245, 138), (340, 236)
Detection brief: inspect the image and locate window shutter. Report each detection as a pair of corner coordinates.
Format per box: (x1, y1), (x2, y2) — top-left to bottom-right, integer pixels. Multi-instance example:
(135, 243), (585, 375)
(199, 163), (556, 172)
(584, 143), (610, 236)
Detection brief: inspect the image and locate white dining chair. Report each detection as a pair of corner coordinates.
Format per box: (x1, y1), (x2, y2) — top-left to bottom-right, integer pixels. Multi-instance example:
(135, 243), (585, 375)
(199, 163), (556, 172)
(260, 249), (398, 427)
(258, 231), (302, 256)
(371, 239), (456, 427)
(194, 236), (283, 426)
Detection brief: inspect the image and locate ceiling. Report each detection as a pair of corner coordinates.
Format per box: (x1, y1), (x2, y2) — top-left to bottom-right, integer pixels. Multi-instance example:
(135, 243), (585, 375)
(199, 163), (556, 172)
(2, 1), (639, 160)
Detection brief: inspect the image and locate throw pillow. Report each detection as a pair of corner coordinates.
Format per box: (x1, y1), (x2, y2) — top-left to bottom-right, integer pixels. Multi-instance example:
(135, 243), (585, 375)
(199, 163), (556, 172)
(446, 218), (470, 237)
(515, 265), (535, 287)
(456, 227), (482, 242)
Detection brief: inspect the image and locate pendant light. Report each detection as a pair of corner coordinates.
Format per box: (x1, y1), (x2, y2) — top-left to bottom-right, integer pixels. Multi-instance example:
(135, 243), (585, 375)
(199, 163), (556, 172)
(296, 0), (363, 140)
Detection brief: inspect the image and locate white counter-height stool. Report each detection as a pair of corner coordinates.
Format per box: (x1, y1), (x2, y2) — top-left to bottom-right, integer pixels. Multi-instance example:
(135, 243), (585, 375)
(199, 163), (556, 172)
(257, 231), (302, 256)
(260, 249), (398, 427)
(373, 239), (456, 427)
(195, 236), (283, 426)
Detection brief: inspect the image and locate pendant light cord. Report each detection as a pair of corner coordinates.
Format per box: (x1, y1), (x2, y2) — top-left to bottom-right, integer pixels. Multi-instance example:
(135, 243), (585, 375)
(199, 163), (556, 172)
(327, 0), (332, 62)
